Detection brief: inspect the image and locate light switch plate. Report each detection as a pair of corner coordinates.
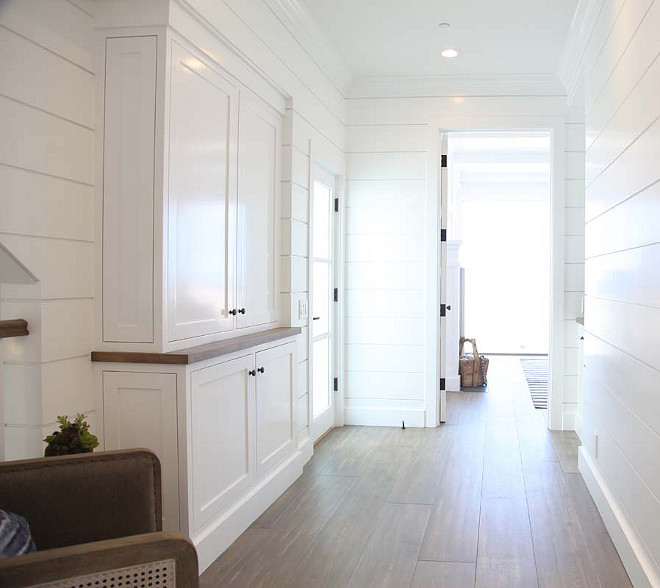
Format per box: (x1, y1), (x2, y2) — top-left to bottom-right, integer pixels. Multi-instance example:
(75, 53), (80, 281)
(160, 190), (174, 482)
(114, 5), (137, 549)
(298, 299), (308, 320)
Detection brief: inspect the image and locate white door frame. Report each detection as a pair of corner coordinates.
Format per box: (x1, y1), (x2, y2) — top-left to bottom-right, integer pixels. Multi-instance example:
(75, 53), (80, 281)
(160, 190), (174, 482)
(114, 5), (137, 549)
(426, 116), (566, 430)
(309, 161), (344, 441)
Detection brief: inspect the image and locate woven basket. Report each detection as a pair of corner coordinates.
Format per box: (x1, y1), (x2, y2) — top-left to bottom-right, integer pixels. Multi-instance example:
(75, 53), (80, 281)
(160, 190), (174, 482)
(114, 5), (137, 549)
(459, 337), (489, 387)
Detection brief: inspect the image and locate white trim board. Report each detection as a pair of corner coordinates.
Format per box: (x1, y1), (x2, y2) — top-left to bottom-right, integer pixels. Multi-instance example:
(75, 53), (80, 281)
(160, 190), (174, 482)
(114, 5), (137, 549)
(344, 399), (426, 427)
(579, 447), (658, 588)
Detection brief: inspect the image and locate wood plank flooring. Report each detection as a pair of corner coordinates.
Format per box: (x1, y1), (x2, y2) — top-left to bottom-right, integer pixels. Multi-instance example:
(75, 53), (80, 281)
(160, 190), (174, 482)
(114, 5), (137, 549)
(200, 357), (632, 588)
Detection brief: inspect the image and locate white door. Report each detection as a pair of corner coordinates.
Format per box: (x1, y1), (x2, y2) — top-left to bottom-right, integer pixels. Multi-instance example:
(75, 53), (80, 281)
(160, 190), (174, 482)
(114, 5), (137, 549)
(439, 134), (449, 423)
(190, 355), (256, 533)
(255, 342), (295, 477)
(236, 94), (281, 329)
(311, 167), (336, 441)
(102, 371), (179, 530)
(167, 42), (238, 342)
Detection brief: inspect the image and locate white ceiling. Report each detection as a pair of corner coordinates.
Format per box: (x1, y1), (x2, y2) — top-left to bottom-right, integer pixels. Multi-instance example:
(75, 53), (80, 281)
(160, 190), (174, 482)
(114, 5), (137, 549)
(299, 0), (579, 79)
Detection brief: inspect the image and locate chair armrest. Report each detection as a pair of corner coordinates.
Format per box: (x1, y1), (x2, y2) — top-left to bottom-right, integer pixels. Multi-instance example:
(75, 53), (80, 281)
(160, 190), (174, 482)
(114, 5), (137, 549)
(0, 449), (162, 549)
(0, 532), (198, 587)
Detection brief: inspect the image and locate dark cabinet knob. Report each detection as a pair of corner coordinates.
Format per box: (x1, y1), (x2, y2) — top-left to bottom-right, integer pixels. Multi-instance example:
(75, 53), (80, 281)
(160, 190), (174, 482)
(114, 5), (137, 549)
(238, 308), (246, 314)
(228, 309), (237, 316)
(258, 367), (265, 374)
(249, 369), (256, 377)
(312, 316), (321, 321)
(447, 305), (451, 311)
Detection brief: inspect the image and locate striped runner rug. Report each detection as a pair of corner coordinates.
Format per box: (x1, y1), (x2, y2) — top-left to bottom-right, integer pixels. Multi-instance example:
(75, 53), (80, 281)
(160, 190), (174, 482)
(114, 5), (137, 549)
(520, 357), (549, 409)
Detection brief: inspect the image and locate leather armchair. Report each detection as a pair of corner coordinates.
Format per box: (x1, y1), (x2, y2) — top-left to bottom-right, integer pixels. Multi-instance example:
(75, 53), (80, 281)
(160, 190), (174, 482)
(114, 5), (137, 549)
(0, 449), (198, 587)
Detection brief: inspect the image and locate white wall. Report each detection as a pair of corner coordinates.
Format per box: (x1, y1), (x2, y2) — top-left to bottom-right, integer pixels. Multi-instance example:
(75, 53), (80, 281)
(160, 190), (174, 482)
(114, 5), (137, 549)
(344, 122), (427, 426)
(344, 91), (569, 427)
(561, 0), (660, 584)
(0, 0), (95, 459)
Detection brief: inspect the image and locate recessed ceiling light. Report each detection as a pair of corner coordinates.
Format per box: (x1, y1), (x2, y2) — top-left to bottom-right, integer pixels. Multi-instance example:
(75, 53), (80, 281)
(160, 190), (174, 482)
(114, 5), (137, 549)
(442, 48), (459, 58)
(438, 22), (451, 29)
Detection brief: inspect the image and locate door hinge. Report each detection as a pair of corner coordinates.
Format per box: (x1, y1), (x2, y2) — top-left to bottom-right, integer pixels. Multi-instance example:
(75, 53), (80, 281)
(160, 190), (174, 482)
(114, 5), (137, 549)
(333, 377), (338, 392)
(441, 228), (447, 242)
(441, 154), (448, 168)
(440, 378), (446, 391)
(440, 304), (446, 317)
(333, 287), (338, 302)
(334, 197), (339, 212)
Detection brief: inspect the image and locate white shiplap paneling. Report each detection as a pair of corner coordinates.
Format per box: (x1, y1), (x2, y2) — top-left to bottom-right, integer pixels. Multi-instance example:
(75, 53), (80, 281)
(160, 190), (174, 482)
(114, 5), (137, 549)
(568, 3), (660, 576)
(0, 0), (95, 459)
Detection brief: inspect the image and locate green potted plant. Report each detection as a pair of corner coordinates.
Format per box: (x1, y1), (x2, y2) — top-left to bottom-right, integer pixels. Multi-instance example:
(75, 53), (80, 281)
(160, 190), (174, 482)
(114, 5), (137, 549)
(44, 414), (99, 457)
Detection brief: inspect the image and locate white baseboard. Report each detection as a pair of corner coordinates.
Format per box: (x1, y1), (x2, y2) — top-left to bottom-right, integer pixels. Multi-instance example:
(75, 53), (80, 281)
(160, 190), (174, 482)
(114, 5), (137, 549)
(446, 375), (461, 392)
(193, 450), (305, 573)
(562, 403), (577, 431)
(344, 406), (425, 427)
(579, 447), (658, 588)
(299, 436), (313, 464)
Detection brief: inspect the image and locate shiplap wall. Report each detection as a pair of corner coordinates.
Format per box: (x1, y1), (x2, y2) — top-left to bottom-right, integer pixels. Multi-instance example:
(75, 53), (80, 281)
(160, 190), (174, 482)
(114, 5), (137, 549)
(0, 0), (95, 459)
(563, 84), (586, 430)
(345, 124), (427, 426)
(563, 0), (660, 584)
(345, 95), (568, 427)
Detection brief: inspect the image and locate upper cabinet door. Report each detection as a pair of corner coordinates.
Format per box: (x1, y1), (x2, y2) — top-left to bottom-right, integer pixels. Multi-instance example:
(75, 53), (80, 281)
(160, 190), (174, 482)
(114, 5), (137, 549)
(103, 36), (157, 343)
(236, 95), (282, 329)
(167, 42), (238, 342)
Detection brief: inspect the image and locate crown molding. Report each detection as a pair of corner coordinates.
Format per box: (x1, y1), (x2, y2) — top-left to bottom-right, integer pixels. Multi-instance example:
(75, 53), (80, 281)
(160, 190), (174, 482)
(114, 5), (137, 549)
(558, 0), (604, 100)
(346, 73), (567, 99)
(261, 0), (353, 96)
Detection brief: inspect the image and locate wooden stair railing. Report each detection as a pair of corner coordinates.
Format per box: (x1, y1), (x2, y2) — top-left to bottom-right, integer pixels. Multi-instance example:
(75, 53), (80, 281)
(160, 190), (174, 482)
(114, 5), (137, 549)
(0, 319), (29, 339)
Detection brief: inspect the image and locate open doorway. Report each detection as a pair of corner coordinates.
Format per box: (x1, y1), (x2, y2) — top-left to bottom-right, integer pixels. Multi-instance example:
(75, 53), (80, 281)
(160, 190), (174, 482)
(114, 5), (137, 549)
(444, 132), (552, 412)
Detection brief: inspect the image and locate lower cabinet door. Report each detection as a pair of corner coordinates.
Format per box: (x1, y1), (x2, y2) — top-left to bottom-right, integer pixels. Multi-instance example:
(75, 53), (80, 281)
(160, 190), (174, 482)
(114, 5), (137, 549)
(255, 343), (296, 477)
(190, 355), (256, 533)
(102, 371), (180, 531)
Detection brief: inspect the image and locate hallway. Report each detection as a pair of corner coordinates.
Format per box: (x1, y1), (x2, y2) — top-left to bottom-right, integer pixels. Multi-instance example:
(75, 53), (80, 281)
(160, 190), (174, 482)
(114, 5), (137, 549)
(200, 358), (630, 587)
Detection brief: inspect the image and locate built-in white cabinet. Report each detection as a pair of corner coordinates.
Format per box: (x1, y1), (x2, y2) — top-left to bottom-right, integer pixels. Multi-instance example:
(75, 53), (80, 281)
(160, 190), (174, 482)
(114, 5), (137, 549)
(95, 336), (301, 572)
(98, 35), (284, 352)
(94, 5), (300, 573)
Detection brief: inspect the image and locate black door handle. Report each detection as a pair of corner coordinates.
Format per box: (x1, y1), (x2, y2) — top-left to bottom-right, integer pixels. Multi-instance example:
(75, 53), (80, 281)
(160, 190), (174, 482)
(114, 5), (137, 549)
(313, 316), (321, 321)
(258, 367), (265, 374)
(228, 309), (237, 316)
(249, 370), (256, 377)
(447, 305), (451, 311)
(238, 308), (246, 314)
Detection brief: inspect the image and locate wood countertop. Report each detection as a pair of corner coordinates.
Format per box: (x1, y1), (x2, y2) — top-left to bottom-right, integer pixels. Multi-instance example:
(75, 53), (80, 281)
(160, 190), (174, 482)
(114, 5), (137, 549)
(91, 327), (302, 365)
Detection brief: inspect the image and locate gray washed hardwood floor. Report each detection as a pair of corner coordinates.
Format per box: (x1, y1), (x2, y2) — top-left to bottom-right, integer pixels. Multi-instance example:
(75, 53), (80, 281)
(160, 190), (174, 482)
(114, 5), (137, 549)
(200, 357), (631, 588)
